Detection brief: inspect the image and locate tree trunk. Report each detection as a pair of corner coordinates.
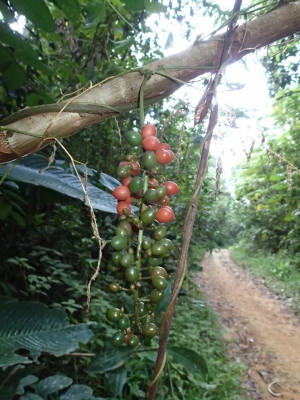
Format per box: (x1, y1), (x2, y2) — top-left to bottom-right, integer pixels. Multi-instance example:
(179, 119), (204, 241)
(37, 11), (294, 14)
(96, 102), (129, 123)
(1, 1), (300, 164)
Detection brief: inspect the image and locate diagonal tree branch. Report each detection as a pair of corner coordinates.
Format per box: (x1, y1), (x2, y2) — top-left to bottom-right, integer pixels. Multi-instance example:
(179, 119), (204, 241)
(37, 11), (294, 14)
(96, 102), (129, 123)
(1, 1), (300, 164)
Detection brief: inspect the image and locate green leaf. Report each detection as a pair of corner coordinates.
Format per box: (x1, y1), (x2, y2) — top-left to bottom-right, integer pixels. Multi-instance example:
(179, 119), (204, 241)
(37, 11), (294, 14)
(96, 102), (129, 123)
(155, 281), (172, 313)
(15, 48), (53, 75)
(35, 376), (73, 396)
(105, 365), (127, 396)
(85, 3), (106, 26)
(0, 155), (118, 213)
(0, 1), (15, 23)
(0, 201), (12, 220)
(9, 0), (54, 32)
(20, 394), (43, 400)
(100, 172), (121, 191)
(123, 0), (144, 11)
(284, 213), (295, 222)
(2, 62), (26, 90)
(0, 299), (94, 368)
(88, 347), (134, 373)
(0, 23), (53, 75)
(0, 366), (39, 398)
(114, 37), (135, 52)
(60, 384), (93, 399)
(11, 211), (26, 227)
(17, 375), (39, 395)
(0, 45), (14, 70)
(167, 346), (208, 376)
(144, 0), (166, 14)
(48, 0), (81, 22)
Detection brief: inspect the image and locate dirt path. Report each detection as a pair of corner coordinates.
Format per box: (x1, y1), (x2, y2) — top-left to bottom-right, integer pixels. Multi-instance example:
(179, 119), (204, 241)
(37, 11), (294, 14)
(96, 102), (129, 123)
(195, 249), (300, 400)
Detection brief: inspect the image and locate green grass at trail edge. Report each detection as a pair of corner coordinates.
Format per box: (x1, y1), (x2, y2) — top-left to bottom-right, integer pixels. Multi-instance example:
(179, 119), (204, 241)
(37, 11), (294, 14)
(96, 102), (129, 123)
(230, 245), (300, 314)
(166, 281), (246, 399)
(152, 246), (246, 400)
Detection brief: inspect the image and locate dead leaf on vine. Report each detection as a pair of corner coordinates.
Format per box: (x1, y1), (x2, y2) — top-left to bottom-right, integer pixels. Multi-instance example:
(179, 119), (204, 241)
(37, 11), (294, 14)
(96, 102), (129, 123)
(194, 78), (214, 127)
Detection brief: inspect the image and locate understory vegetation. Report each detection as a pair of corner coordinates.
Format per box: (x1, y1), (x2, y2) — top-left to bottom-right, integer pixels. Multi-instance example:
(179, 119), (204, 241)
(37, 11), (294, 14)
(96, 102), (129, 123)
(1, 0), (300, 399)
(230, 247), (300, 314)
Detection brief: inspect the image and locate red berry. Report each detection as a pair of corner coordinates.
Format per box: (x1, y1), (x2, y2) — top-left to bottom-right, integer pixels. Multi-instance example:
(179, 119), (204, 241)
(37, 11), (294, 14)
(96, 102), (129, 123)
(142, 136), (160, 151)
(119, 161), (140, 176)
(117, 201), (131, 215)
(157, 195), (170, 206)
(156, 149), (173, 164)
(156, 143), (171, 152)
(122, 176), (132, 187)
(141, 124), (157, 139)
(163, 181), (179, 196)
(130, 161), (140, 176)
(156, 206), (174, 223)
(112, 185), (130, 201)
(148, 178), (159, 188)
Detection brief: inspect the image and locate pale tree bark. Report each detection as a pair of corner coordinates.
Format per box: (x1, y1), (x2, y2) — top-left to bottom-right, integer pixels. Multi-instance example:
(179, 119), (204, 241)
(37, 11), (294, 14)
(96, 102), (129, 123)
(1, 1), (300, 164)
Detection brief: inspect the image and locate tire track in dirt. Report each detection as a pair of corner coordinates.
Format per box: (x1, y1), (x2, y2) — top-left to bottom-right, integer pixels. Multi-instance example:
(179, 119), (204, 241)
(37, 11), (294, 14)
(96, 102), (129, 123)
(195, 249), (300, 400)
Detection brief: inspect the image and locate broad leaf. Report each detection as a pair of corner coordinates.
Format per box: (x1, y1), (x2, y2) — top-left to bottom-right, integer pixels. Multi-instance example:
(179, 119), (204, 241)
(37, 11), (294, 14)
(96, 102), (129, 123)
(0, 299), (94, 367)
(0, 155), (118, 214)
(60, 384), (93, 399)
(167, 347), (208, 376)
(35, 376), (73, 396)
(100, 173), (121, 191)
(85, 3), (106, 26)
(123, 0), (144, 11)
(17, 375), (39, 395)
(2, 61), (26, 90)
(144, 0), (166, 14)
(49, 0), (81, 22)
(105, 365), (127, 396)
(88, 347), (134, 374)
(0, 23), (53, 75)
(20, 394), (43, 400)
(9, 0), (54, 32)
(0, 365), (39, 399)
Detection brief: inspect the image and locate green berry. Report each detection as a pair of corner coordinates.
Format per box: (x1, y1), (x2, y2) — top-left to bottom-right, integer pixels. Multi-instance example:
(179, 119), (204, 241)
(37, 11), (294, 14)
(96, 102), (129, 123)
(128, 334), (139, 348)
(143, 323), (158, 338)
(110, 235), (127, 251)
(151, 266), (168, 279)
(152, 276), (168, 290)
(125, 131), (142, 146)
(138, 301), (147, 317)
(150, 289), (165, 303)
(117, 165), (132, 178)
(106, 308), (121, 322)
(111, 331), (126, 346)
(154, 226), (167, 241)
(125, 267), (139, 283)
(151, 243), (167, 256)
(141, 209), (156, 225)
(120, 253), (134, 268)
(158, 238), (175, 251)
(117, 316), (131, 330)
(144, 189), (159, 204)
(109, 283), (121, 293)
(147, 256), (162, 267)
(129, 177), (144, 193)
(142, 151), (157, 170)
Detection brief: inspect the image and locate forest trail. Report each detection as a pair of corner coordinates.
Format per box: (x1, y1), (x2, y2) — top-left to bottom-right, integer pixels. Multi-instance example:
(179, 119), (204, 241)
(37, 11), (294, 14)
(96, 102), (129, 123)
(195, 249), (300, 400)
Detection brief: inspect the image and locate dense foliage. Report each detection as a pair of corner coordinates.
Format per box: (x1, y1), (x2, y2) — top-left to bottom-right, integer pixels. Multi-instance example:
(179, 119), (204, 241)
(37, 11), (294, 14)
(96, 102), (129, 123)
(0, 0), (243, 399)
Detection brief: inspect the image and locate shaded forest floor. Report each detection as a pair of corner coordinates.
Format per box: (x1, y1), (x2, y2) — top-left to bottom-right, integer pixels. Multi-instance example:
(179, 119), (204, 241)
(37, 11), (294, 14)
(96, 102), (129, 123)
(195, 249), (300, 400)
